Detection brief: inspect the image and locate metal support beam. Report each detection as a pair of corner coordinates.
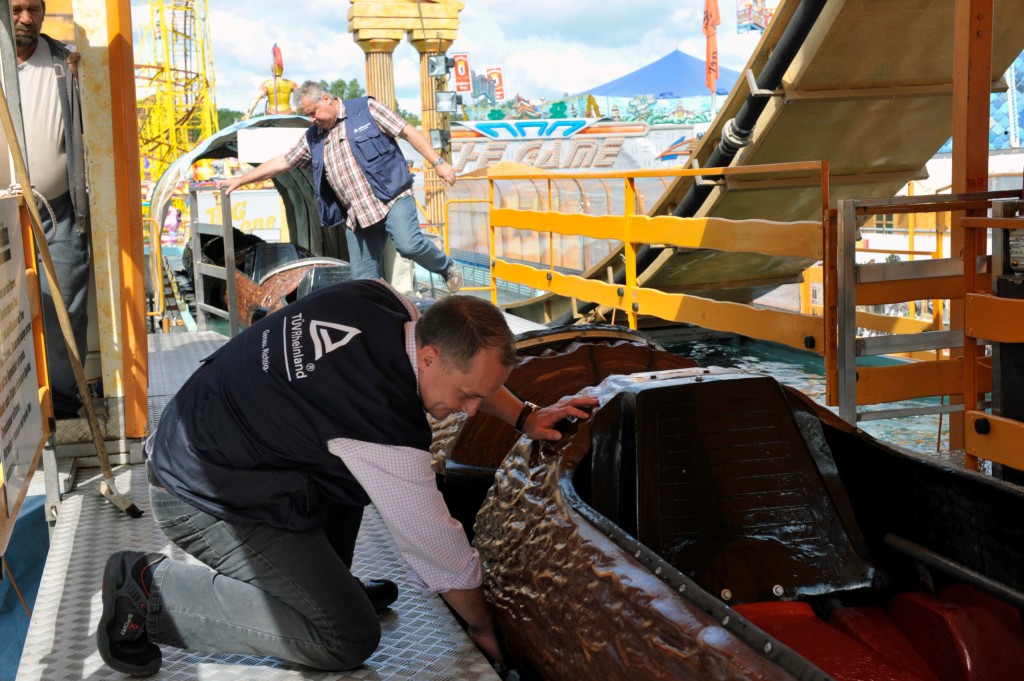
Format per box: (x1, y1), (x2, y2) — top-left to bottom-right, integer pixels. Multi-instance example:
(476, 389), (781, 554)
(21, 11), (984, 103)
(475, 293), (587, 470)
(837, 199), (858, 425)
(950, 0), (994, 453)
(72, 0), (148, 438)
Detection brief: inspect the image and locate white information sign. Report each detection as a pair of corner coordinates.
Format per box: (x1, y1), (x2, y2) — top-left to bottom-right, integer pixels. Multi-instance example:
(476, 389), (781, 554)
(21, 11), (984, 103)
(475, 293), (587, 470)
(0, 195), (41, 517)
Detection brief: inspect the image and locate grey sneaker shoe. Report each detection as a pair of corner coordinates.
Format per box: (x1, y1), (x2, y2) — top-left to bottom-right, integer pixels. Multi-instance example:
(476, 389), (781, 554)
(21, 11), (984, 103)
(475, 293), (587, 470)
(445, 264), (463, 293)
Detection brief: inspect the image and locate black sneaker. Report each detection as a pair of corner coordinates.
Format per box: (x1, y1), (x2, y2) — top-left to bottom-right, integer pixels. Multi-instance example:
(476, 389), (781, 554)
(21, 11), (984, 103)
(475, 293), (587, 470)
(97, 551), (165, 676)
(362, 579), (399, 613)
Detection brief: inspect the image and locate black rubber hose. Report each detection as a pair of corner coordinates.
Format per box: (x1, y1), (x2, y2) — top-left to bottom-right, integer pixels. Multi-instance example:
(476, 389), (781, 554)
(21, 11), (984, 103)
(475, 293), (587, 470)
(672, 0), (829, 218)
(547, 0), (829, 327)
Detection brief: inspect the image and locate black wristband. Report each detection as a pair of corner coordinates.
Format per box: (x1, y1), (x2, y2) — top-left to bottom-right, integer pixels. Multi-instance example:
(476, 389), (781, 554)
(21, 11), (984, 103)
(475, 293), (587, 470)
(514, 401), (538, 433)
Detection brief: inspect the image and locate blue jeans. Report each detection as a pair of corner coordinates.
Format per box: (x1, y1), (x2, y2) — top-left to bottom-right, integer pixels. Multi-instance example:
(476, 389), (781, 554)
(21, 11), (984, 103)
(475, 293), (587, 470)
(147, 478), (379, 669)
(345, 195), (452, 280)
(38, 192), (90, 415)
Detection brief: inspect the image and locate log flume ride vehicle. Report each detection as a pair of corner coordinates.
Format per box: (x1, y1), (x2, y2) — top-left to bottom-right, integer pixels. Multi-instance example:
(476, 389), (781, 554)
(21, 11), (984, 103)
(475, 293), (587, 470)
(438, 326), (1024, 681)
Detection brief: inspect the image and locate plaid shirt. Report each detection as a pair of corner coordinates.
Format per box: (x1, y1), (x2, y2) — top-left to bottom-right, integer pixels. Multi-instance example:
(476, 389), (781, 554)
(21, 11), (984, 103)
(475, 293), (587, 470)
(284, 98), (413, 230)
(326, 294), (481, 593)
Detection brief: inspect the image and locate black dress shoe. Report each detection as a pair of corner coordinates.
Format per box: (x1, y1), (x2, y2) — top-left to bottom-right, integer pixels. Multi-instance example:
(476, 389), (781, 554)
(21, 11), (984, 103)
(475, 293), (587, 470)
(362, 579), (399, 613)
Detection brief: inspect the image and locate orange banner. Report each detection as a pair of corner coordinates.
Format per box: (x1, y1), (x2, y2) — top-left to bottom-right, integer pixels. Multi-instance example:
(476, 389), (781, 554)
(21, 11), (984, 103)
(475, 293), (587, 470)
(704, 0), (721, 92)
(453, 52), (472, 93)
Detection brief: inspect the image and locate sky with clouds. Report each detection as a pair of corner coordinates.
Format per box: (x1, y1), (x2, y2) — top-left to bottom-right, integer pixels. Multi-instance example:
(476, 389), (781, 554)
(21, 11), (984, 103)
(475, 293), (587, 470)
(135, 1), (767, 116)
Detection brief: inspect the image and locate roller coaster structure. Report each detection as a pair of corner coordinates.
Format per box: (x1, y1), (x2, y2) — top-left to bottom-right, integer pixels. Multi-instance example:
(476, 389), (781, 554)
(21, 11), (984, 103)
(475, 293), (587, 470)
(134, 0), (218, 191)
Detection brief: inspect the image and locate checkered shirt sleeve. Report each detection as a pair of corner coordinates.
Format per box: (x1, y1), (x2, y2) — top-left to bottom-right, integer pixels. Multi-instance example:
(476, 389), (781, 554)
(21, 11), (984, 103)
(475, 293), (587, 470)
(327, 438), (482, 592)
(367, 98), (409, 136)
(283, 131), (311, 169)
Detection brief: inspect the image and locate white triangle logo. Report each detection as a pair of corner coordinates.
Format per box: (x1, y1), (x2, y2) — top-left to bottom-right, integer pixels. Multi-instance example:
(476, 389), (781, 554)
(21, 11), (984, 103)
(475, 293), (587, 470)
(309, 320), (362, 360)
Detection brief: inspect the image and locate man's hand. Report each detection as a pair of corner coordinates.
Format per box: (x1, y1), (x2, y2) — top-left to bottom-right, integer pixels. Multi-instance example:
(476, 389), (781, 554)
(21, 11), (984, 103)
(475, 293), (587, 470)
(218, 177), (246, 195)
(441, 587), (504, 662)
(66, 51), (80, 78)
(467, 622), (503, 662)
(435, 162), (457, 187)
(523, 395), (600, 441)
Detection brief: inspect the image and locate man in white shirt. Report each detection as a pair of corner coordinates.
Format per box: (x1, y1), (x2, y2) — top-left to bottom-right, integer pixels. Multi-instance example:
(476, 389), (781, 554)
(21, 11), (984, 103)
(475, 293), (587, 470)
(13, 0), (91, 419)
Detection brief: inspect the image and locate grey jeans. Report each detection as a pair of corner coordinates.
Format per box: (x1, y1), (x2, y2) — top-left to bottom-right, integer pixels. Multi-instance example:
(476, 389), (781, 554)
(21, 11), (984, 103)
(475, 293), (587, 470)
(345, 195), (453, 280)
(146, 473), (380, 670)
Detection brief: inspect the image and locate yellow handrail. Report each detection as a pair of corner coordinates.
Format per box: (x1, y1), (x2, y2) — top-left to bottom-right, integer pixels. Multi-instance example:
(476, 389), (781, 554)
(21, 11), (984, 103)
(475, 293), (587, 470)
(484, 161), (829, 351)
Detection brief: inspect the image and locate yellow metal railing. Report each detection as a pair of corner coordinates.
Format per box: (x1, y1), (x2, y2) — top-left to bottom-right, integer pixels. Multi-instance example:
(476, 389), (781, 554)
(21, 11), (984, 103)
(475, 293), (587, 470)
(443, 197), (491, 293)
(447, 165), (1024, 465)
(480, 161), (830, 352)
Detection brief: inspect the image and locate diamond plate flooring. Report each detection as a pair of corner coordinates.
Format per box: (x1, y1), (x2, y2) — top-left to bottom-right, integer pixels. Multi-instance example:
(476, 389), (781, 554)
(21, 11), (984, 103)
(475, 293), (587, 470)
(18, 332), (499, 681)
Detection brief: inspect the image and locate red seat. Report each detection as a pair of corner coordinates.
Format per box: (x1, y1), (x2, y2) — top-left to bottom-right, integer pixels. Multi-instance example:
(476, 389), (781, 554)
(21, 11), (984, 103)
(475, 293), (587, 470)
(889, 584), (1024, 681)
(735, 602), (931, 681)
(830, 606), (938, 680)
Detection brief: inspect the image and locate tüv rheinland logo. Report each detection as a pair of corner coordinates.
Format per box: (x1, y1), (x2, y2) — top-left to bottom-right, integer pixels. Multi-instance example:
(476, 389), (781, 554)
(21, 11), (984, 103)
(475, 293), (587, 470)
(310, 320), (361, 360)
(457, 118), (604, 141)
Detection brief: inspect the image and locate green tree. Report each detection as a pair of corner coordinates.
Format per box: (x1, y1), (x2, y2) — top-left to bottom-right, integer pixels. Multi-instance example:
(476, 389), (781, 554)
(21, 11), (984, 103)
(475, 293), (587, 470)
(397, 106), (421, 127)
(218, 108), (244, 129)
(318, 78), (422, 126)
(320, 78), (365, 100)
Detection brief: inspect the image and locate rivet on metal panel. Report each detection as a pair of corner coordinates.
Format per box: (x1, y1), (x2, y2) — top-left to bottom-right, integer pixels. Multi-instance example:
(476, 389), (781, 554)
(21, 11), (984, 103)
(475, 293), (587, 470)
(763, 642), (773, 654)
(631, 302), (639, 312)
(721, 589), (732, 601)
(617, 287), (624, 297)
(772, 584), (784, 597)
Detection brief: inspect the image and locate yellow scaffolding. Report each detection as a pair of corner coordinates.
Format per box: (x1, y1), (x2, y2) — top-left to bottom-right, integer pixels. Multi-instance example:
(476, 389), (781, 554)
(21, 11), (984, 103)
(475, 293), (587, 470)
(134, 0), (218, 191)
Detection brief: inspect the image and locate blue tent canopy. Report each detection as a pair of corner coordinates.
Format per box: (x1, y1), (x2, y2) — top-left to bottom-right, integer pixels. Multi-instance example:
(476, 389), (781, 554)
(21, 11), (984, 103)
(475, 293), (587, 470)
(577, 49), (741, 98)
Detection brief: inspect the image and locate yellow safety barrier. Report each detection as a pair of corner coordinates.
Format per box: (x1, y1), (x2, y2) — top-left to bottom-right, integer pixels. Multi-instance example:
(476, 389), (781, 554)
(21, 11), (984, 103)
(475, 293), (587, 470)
(482, 161), (830, 352)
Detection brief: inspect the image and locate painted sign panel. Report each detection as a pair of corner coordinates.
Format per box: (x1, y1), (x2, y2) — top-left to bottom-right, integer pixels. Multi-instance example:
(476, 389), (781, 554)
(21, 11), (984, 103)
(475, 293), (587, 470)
(453, 52), (472, 93)
(0, 196), (42, 519)
(196, 188), (289, 243)
(451, 120), (697, 173)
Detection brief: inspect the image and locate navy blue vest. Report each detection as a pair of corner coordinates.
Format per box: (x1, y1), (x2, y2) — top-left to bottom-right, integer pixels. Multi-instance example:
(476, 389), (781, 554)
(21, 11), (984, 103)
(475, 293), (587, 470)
(149, 280), (431, 530)
(306, 96), (414, 228)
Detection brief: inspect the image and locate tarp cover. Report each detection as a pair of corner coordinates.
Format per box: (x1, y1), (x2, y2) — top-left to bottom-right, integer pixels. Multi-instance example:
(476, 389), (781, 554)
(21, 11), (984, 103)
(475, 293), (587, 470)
(578, 49), (742, 98)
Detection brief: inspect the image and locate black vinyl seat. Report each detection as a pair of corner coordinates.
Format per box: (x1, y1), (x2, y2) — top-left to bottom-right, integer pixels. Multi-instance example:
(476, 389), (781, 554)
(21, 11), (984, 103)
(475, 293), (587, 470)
(584, 374), (874, 604)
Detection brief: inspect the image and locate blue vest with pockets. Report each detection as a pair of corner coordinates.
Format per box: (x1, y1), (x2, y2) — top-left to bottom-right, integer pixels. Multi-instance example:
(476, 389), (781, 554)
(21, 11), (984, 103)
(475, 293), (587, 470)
(307, 96), (414, 228)
(149, 279), (431, 531)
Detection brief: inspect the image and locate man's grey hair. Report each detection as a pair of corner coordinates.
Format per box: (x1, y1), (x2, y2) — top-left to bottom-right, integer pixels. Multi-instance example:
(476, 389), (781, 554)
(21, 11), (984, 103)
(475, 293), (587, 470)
(294, 81), (329, 109)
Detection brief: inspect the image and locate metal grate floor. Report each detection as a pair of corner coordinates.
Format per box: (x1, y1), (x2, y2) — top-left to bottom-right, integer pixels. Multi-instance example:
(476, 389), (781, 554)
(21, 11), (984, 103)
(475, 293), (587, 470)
(18, 332), (499, 680)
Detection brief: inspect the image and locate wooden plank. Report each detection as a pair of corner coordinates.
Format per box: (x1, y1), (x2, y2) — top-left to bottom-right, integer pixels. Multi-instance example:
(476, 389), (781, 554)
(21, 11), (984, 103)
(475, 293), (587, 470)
(965, 411), (1024, 469)
(965, 293), (1024, 342)
(635, 216), (822, 259)
(856, 276), (962, 306)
